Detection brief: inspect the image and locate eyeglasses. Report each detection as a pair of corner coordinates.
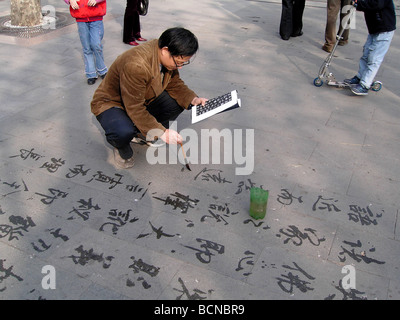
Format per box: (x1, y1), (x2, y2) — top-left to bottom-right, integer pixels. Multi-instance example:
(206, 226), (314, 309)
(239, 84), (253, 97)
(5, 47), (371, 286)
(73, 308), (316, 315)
(171, 54), (191, 68)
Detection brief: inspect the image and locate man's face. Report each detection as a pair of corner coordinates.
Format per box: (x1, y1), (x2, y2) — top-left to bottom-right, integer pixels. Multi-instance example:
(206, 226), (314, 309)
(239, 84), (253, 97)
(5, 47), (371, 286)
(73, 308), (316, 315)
(160, 47), (192, 71)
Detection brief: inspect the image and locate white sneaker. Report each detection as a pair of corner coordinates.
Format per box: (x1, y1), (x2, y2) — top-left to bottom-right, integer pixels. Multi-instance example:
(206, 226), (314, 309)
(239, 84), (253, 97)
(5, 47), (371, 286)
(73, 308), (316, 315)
(113, 148), (134, 169)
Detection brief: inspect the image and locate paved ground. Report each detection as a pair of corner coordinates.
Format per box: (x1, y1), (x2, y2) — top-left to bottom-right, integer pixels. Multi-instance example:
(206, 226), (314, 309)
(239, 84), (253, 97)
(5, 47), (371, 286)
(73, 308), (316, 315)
(0, 0), (399, 301)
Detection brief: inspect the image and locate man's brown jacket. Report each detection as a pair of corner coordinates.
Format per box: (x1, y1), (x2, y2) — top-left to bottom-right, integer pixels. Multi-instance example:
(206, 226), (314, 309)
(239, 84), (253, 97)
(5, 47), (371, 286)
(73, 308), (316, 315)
(91, 39), (197, 140)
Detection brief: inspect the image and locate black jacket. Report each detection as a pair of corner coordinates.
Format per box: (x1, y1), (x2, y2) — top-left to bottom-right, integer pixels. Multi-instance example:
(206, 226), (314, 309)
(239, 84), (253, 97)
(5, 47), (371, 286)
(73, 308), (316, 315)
(356, 0), (396, 34)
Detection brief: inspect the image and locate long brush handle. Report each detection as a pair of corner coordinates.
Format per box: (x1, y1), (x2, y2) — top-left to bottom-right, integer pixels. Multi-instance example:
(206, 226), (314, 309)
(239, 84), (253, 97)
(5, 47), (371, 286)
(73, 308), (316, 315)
(179, 143), (191, 171)
(180, 143), (186, 159)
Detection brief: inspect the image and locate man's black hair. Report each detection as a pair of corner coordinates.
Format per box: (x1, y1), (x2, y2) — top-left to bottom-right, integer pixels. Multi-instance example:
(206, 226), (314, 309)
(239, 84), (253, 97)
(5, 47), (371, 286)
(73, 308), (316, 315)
(158, 27), (199, 57)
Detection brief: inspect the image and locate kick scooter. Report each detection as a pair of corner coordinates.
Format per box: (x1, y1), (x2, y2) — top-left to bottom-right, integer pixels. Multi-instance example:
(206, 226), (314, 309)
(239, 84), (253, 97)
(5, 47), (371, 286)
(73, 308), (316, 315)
(313, 6), (382, 92)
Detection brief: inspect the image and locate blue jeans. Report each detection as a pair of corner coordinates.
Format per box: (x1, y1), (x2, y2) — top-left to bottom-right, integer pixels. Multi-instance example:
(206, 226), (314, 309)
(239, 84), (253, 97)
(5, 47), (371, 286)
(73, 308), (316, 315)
(96, 91), (184, 159)
(77, 20), (108, 79)
(357, 31), (394, 89)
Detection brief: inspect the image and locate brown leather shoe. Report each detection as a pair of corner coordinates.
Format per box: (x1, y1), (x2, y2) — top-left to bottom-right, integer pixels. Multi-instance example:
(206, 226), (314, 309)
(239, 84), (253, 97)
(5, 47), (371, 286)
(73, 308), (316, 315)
(322, 44), (332, 53)
(113, 148), (134, 169)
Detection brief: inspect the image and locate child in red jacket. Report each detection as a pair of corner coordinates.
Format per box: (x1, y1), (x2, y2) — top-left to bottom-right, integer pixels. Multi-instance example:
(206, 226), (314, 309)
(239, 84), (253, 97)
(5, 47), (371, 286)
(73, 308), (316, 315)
(65, 0), (108, 85)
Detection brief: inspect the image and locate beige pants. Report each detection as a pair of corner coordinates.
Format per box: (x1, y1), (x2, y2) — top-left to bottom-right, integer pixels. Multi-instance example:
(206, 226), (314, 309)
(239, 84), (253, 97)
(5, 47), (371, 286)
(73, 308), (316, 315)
(323, 0), (351, 50)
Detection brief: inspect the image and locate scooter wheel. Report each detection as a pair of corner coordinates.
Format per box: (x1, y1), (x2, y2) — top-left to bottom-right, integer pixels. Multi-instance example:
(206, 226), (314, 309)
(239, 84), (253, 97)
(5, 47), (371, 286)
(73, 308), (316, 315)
(371, 81), (382, 92)
(314, 77), (323, 87)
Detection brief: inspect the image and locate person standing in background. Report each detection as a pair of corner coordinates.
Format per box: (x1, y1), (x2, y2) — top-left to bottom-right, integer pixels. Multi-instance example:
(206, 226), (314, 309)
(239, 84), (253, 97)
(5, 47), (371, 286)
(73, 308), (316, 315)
(344, 0), (396, 95)
(65, 0), (108, 85)
(322, 0), (352, 53)
(123, 0), (147, 46)
(279, 0), (306, 40)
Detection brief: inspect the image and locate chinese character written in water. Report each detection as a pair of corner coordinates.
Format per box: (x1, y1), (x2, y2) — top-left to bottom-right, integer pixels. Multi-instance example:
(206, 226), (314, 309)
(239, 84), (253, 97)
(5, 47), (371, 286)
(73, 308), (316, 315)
(137, 221), (176, 240)
(67, 198), (101, 221)
(126, 182), (151, 200)
(338, 240), (385, 265)
(99, 209), (138, 235)
(276, 262), (315, 294)
(65, 164), (90, 179)
(153, 192), (199, 214)
(0, 259), (24, 292)
(235, 179), (263, 195)
(86, 171), (123, 190)
(126, 256), (160, 289)
(194, 168), (232, 184)
(325, 280), (367, 300)
(243, 219), (270, 230)
(312, 195), (341, 213)
(277, 189), (303, 205)
(31, 228), (69, 253)
(40, 157), (66, 173)
(35, 188), (69, 205)
(1, 179), (29, 197)
(0, 215), (36, 241)
(68, 245), (114, 269)
(235, 250), (255, 276)
(276, 225), (326, 247)
(173, 277), (210, 300)
(347, 205), (383, 226)
(201, 203), (238, 225)
(9, 148), (44, 161)
(184, 238), (225, 264)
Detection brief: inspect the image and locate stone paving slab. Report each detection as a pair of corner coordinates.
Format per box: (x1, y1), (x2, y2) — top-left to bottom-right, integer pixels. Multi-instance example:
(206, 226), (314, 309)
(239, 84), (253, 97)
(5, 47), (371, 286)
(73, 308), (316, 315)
(0, 0), (399, 302)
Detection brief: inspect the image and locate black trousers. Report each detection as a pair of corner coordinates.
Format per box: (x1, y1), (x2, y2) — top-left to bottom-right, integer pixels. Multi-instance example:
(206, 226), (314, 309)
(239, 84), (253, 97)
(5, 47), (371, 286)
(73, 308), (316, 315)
(96, 91), (184, 159)
(123, 0), (141, 43)
(279, 0), (306, 40)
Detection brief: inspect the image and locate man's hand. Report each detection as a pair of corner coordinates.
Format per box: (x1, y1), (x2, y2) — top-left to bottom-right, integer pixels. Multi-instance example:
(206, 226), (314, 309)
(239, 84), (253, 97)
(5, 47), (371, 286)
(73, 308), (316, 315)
(88, 0), (97, 6)
(70, 0), (80, 10)
(160, 129), (183, 145)
(191, 97), (208, 107)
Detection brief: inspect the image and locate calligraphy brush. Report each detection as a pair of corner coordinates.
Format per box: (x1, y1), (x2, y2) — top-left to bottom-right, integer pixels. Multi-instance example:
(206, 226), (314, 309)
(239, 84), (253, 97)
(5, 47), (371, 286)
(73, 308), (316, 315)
(179, 142), (191, 171)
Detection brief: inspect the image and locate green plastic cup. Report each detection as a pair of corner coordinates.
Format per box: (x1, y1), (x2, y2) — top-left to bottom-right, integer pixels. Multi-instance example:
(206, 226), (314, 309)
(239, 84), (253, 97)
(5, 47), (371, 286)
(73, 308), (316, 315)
(249, 187), (269, 220)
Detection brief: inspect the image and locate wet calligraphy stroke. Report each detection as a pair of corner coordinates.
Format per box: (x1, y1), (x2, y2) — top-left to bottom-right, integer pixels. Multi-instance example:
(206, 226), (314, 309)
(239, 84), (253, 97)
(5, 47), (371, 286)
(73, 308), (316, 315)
(67, 198), (101, 221)
(338, 240), (385, 265)
(184, 238), (225, 264)
(99, 209), (139, 235)
(0, 215), (36, 241)
(153, 192), (199, 214)
(174, 277), (211, 300)
(127, 256), (160, 289)
(276, 262), (316, 294)
(277, 225), (326, 247)
(0, 259), (24, 292)
(68, 245), (114, 269)
(194, 168), (232, 184)
(9, 148), (44, 161)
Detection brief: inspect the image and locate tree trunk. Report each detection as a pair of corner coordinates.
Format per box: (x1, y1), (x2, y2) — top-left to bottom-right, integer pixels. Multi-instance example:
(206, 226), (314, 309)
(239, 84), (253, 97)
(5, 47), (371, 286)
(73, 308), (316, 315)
(10, 0), (42, 27)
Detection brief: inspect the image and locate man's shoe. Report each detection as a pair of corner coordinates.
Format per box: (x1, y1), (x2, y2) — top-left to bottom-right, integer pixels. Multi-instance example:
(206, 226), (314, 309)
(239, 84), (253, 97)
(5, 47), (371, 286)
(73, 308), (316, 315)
(136, 37), (147, 42)
(351, 84), (369, 96)
(146, 139), (166, 148)
(344, 76), (360, 85)
(131, 136), (165, 148)
(113, 148), (134, 169)
(322, 44), (332, 53)
(100, 73), (107, 79)
(127, 41), (139, 46)
(87, 78), (97, 85)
